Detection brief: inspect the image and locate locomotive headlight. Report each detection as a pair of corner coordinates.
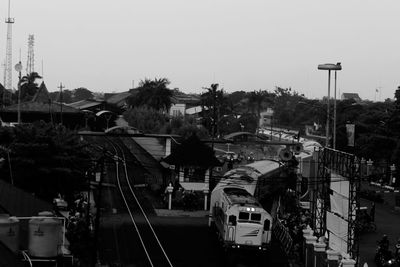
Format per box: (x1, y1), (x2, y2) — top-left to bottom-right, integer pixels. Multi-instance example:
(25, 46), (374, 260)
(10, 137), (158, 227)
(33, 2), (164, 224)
(251, 208), (255, 212)
(246, 208), (250, 211)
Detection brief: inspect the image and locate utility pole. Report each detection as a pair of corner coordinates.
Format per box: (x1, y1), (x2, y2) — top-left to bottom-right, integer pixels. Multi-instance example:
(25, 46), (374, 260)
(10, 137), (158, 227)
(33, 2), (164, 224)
(58, 82), (65, 125)
(15, 61), (22, 124)
(92, 152), (105, 267)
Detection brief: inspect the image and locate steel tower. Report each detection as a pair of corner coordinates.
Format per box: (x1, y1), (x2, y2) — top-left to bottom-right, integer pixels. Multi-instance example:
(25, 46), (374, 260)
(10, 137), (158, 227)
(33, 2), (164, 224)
(4, 0), (14, 90)
(26, 35), (35, 75)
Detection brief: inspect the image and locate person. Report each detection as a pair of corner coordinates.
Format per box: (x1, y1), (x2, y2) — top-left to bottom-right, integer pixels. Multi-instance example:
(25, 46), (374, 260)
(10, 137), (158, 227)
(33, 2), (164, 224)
(379, 235), (390, 252)
(370, 202), (376, 222)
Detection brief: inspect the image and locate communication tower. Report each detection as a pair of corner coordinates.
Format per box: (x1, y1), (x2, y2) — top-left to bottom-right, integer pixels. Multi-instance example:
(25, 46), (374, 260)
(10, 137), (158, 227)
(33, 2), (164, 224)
(4, 0), (14, 91)
(26, 35), (35, 75)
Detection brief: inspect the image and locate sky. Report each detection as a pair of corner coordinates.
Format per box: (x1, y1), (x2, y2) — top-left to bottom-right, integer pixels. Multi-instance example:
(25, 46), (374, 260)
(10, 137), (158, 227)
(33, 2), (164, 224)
(0, 0), (399, 101)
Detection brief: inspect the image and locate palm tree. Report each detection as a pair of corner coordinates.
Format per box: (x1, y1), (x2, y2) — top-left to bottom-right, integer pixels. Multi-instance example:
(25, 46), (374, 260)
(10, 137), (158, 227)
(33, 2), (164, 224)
(127, 78), (173, 112)
(248, 90), (274, 122)
(18, 72), (42, 102)
(201, 83), (228, 137)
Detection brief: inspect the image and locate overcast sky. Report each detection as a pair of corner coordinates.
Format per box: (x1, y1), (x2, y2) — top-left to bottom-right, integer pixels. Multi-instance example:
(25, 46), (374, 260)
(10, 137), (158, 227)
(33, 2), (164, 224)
(0, 0), (399, 101)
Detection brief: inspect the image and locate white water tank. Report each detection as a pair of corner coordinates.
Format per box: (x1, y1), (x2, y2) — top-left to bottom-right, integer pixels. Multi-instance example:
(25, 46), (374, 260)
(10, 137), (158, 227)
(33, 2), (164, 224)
(28, 212), (61, 258)
(0, 214), (19, 253)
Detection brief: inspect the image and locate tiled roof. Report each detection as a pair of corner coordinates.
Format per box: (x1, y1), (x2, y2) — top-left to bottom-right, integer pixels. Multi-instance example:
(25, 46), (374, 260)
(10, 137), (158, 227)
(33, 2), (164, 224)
(31, 82), (50, 103)
(4, 102), (80, 113)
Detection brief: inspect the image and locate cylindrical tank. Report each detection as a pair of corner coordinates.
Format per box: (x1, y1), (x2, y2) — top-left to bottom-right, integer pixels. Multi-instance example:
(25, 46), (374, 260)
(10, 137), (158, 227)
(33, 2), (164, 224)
(28, 212), (61, 258)
(0, 214), (20, 253)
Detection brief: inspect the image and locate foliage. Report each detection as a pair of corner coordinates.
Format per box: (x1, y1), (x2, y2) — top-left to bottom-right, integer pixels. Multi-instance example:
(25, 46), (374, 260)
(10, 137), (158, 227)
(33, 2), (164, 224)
(123, 106), (168, 133)
(73, 87), (94, 101)
(49, 88), (94, 104)
(175, 122), (209, 140)
(49, 89), (73, 103)
(18, 72), (42, 102)
(272, 87), (306, 128)
(0, 122), (92, 201)
(200, 83), (229, 136)
(127, 78), (173, 111)
(248, 90), (275, 120)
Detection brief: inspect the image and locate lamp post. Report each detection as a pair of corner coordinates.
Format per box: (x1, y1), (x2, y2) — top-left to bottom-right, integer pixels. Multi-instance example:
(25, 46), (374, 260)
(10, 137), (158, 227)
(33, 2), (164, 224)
(318, 63), (342, 148)
(14, 61), (23, 124)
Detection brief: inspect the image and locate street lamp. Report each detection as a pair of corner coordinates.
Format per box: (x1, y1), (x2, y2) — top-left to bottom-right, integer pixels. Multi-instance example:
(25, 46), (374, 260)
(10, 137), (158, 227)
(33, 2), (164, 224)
(14, 61), (23, 124)
(318, 63), (342, 148)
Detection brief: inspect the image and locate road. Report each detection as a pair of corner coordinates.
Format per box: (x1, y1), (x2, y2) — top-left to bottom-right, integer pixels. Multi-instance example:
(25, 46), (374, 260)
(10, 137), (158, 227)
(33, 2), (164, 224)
(358, 185), (400, 266)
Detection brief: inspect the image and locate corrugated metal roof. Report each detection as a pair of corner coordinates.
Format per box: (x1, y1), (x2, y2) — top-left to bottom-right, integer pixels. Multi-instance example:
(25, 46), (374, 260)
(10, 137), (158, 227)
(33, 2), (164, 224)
(67, 99), (103, 110)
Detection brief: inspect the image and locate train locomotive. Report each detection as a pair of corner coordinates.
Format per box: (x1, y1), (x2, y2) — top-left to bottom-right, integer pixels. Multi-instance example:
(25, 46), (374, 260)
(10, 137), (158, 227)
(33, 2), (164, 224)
(209, 182), (272, 251)
(209, 135), (322, 253)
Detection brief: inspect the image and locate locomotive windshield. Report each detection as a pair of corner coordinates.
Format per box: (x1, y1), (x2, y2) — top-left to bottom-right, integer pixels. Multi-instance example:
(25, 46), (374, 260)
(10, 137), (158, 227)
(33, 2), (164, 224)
(238, 212), (261, 222)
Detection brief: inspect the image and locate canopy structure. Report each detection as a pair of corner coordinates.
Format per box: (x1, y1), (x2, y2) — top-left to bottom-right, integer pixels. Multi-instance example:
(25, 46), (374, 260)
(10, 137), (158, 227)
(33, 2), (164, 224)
(163, 134), (222, 168)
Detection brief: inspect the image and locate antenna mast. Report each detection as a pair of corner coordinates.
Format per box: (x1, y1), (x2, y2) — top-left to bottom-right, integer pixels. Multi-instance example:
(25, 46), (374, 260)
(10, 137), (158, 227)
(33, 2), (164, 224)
(26, 35), (35, 75)
(4, 0), (14, 91)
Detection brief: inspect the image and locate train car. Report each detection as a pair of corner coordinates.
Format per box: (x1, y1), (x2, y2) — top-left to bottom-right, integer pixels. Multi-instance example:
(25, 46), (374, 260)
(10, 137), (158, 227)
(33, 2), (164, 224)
(222, 159), (282, 199)
(209, 183), (272, 251)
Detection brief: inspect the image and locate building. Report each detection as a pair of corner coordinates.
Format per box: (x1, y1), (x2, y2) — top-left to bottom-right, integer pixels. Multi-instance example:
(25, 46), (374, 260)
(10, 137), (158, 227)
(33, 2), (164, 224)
(259, 108), (274, 128)
(341, 93), (362, 102)
(0, 82), (83, 128)
(169, 93), (200, 117)
(104, 91), (134, 111)
(162, 134), (221, 191)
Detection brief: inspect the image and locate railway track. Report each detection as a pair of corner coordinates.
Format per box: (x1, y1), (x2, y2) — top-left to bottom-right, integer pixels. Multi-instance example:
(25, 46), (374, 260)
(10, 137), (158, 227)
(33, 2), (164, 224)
(103, 136), (173, 267)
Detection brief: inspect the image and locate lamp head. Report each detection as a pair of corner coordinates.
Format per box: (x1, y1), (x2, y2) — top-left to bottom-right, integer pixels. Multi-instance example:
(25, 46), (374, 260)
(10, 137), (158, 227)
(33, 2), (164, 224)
(318, 63), (342, 71)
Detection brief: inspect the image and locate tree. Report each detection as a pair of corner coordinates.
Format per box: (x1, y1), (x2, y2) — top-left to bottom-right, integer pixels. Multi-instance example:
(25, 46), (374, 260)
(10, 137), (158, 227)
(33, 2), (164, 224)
(201, 83), (228, 137)
(123, 106), (167, 133)
(73, 87), (93, 102)
(19, 72), (42, 102)
(0, 121), (92, 202)
(272, 87), (305, 129)
(248, 90), (274, 121)
(127, 78), (173, 111)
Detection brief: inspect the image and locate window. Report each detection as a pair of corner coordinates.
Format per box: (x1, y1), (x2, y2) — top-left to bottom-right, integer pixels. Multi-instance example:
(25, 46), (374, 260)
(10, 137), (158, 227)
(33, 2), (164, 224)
(251, 213), (261, 221)
(239, 212), (249, 220)
(183, 167), (206, 182)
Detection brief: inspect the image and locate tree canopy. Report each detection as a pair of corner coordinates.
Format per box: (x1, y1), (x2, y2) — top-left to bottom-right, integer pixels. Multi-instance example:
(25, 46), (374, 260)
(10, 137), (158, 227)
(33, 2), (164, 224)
(127, 78), (173, 111)
(0, 122), (92, 202)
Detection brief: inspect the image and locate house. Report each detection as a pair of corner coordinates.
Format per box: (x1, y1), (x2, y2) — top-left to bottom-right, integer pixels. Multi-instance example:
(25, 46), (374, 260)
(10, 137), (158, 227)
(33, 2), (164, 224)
(162, 134), (221, 192)
(104, 91), (134, 110)
(341, 93), (362, 102)
(169, 93), (200, 117)
(0, 82), (84, 128)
